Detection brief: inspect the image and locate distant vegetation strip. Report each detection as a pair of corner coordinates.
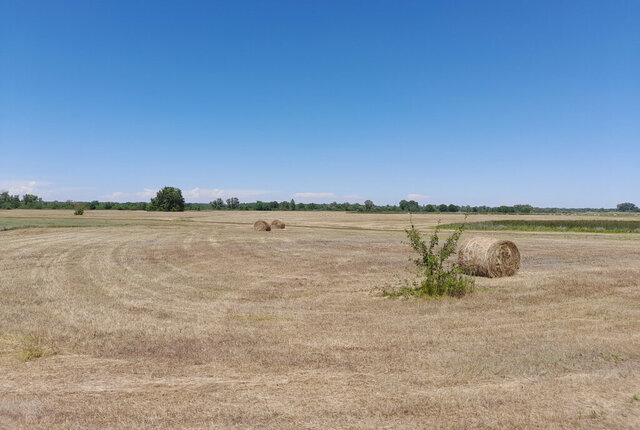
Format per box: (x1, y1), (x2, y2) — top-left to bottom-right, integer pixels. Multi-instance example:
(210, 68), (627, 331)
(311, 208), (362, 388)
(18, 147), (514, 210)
(440, 219), (640, 233)
(2, 190), (639, 214)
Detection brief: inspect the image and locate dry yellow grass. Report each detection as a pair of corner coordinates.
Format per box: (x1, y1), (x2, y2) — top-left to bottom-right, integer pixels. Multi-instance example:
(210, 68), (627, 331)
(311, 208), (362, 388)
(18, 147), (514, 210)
(1, 210), (639, 428)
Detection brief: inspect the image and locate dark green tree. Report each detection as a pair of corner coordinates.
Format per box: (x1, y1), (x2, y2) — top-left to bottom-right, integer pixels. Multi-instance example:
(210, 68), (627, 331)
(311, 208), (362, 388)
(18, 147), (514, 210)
(513, 204), (533, 214)
(210, 198), (225, 209)
(364, 200), (375, 211)
(617, 202), (638, 212)
(226, 197), (239, 209)
(290, 199), (296, 211)
(149, 187), (185, 212)
(399, 200), (420, 212)
(0, 192), (20, 209)
(279, 200), (290, 210)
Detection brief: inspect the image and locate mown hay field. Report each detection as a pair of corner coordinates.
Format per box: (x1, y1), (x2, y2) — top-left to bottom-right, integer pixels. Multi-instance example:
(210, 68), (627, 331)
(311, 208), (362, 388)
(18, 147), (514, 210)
(1, 210), (639, 428)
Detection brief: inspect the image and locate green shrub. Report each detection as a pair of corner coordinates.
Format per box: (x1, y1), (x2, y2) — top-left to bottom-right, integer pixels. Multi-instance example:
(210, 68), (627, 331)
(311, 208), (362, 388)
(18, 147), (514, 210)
(74, 205), (84, 215)
(383, 219), (474, 298)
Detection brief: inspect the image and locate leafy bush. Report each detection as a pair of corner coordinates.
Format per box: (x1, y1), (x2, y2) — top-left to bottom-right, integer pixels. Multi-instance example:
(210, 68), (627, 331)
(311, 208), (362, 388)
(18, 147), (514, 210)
(383, 219), (474, 298)
(73, 205), (84, 215)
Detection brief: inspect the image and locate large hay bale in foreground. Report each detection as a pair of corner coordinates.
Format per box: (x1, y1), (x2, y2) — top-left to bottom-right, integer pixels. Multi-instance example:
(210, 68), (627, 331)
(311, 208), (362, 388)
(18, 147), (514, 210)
(253, 220), (271, 231)
(458, 237), (520, 278)
(271, 219), (285, 229)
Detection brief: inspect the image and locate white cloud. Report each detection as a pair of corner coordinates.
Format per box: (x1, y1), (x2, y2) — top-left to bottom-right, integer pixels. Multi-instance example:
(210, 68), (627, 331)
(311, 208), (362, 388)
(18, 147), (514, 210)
(341, 194), (365, 202)
(407, 193), (430, 201)
(135, 188), (158, 199)
(182, 187), (275, 202)
(100, 191), (125, 200)
(1, 180), (95, 201)
(0, 180), (49, 196)
(292, 192), (335, 199)
(98, 188), (274, 203)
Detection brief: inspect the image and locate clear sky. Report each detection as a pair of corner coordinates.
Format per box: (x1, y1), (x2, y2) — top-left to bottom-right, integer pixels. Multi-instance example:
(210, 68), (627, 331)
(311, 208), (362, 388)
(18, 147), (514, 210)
(1, 0), (638, 207)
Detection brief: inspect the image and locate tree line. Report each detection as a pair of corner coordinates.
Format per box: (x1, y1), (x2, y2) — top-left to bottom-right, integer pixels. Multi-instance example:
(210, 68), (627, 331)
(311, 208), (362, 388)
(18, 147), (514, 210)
(1, 189), (638, 213)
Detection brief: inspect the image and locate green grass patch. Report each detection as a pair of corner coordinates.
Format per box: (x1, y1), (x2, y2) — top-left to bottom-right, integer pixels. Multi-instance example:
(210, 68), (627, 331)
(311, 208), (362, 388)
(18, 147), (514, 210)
(440, 219), (640, 233)
(0, 333), (57, 361)
(0, 217), (148, 231)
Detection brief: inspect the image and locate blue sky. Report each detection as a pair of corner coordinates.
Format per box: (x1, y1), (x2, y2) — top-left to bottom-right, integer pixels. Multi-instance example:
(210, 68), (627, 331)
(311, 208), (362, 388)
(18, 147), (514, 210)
(1, 0), (638, 207)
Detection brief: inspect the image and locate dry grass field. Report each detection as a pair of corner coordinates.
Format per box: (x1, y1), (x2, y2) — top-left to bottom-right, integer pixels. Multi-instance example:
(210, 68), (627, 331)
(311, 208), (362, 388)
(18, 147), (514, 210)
(1, 210), (639, 429)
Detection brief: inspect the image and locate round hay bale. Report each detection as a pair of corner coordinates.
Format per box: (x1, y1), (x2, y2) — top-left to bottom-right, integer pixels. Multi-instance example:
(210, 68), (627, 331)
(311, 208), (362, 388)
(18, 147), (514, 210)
(458, 237), (520, 278)
(271, 219), (285, 229)
(253, 220), (271, 231)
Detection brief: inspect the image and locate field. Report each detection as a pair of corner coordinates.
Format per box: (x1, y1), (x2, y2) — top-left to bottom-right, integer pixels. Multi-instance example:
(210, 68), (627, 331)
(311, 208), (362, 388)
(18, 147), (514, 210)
(1, 210), (639, 429)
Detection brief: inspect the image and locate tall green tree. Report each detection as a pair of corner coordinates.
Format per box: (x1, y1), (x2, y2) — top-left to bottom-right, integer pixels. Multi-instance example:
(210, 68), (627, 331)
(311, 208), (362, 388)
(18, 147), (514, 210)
(149, 187), (185, 212)
(210, 198), (225, 209)
(364, 200), (375, 211)
(226, 197), (239, 209)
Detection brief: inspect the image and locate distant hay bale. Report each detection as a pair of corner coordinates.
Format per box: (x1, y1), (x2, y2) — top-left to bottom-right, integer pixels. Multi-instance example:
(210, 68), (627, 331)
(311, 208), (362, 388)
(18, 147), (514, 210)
(271, 219), (285, 229)
(253, 220), (271, 231)
(458, 237), (520, 278)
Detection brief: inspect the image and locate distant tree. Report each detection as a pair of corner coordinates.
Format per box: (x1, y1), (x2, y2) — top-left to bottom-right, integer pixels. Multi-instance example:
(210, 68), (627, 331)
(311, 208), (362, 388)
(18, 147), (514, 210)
(290, 199), (296, 211)
(210, 198), (225, 210)
(447, 204), (460, 212)
(149, 187), (185, 212)
(399, 200), (420, 212)
(437, 204), (448, 212)
(22, 194), (40, 205)
(513, 204), (532, 214)
(89, 200), (99, 210)
(364, 200), (375, 211)
(407, 200), (420, 212)
(617, 202), (638, 212)
(279, 200), (290, 210)
(423, 204), (436, 213)
(497, 205), (514, 213)
(0, 191), (20, 209)
(226, 197), (239, 209)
